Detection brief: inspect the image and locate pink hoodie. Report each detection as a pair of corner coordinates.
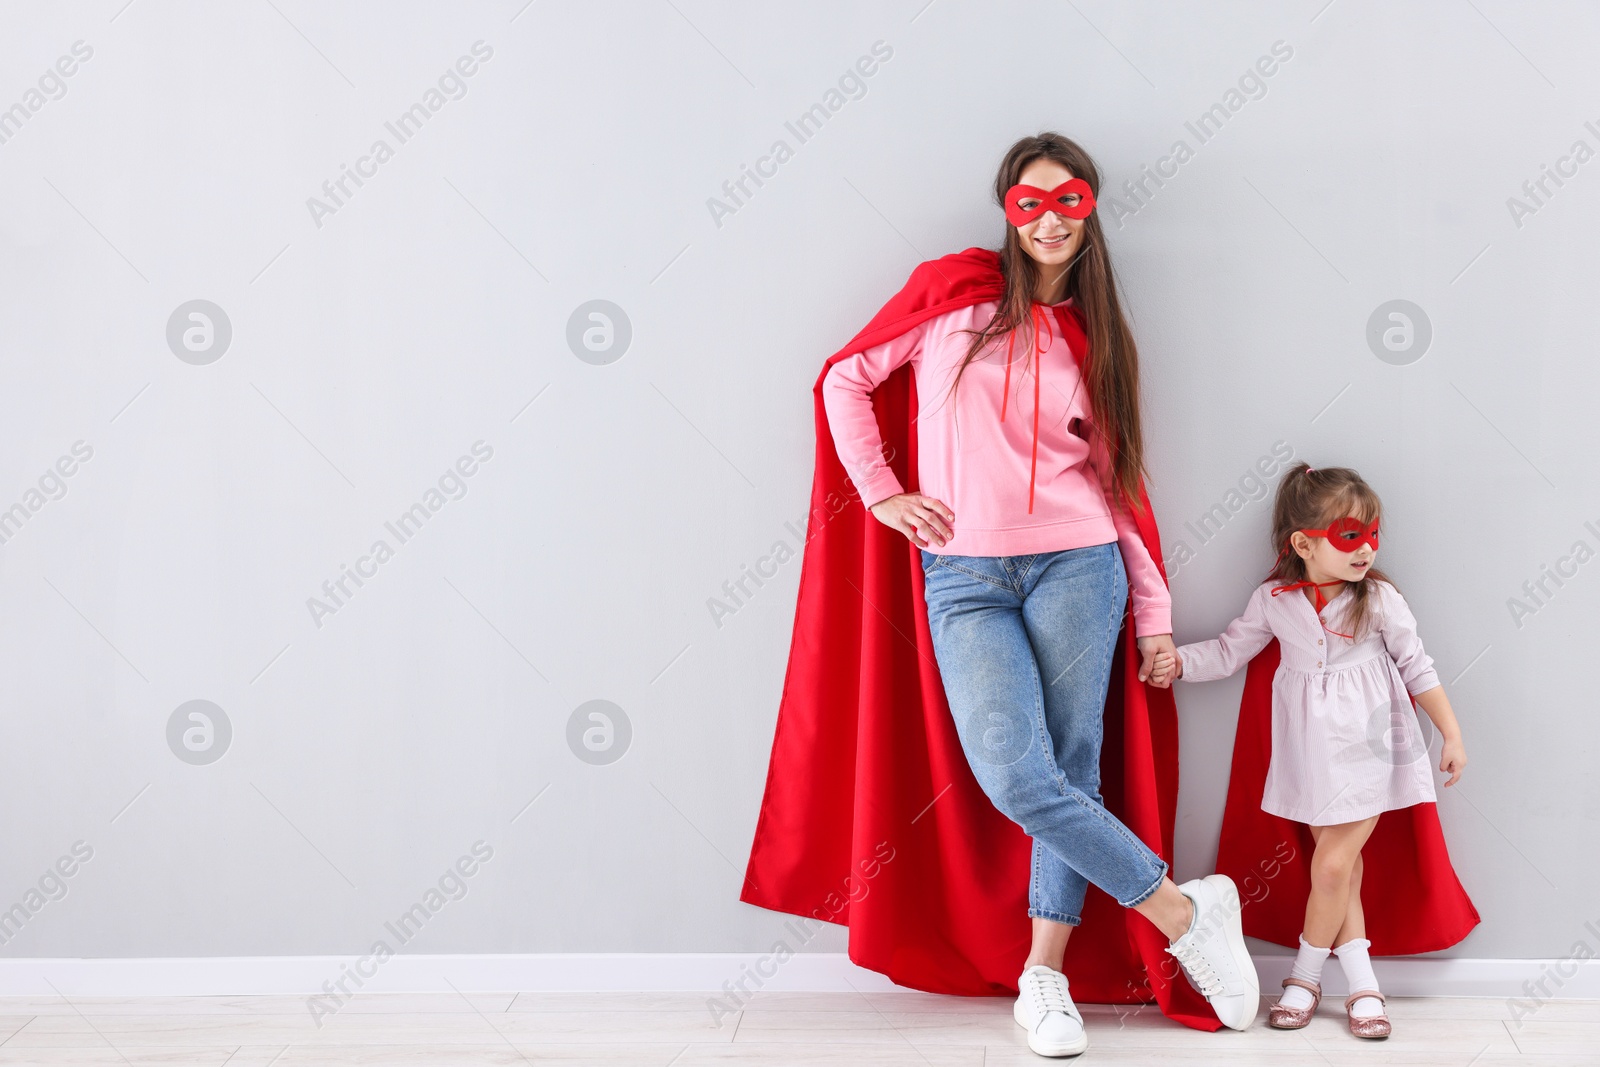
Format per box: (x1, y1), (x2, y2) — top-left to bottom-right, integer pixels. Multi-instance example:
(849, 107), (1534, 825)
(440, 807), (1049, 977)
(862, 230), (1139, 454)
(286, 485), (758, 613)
(822, 297), (1172, 637)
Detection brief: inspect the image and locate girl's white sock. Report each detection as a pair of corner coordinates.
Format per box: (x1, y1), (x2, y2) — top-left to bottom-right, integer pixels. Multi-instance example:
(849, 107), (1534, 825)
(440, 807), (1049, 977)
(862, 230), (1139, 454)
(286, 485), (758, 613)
(1279, 934), (1331, 1011)
(1333, 937), (1384, 1017)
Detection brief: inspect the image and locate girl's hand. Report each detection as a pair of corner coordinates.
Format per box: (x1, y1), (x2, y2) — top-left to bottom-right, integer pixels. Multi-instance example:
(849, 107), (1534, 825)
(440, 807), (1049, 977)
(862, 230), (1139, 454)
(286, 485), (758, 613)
(1439, 737), (1467, 787)
(1148, 651), (1178, 688)
(869, 493), (955, 549)
(1413, 686), (1464, 784)
(1137, 634), (1176, 685)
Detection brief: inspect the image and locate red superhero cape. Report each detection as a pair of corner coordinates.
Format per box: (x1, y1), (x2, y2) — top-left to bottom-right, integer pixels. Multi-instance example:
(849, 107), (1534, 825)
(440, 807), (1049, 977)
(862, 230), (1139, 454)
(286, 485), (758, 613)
(740, 247), (1224, 1031)
(1214, 639), (1480, 952)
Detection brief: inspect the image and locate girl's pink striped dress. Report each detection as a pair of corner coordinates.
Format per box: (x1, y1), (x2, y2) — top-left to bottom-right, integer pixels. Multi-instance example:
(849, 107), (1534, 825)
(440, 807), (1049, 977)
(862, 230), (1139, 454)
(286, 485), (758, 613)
(1176, 578), (1440, 826)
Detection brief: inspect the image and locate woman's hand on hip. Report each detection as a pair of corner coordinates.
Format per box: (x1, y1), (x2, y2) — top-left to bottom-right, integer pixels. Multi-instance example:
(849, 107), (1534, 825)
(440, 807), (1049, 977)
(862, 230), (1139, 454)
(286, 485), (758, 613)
(1136, 633), (1177, 685)
(868, 493), (954, 549)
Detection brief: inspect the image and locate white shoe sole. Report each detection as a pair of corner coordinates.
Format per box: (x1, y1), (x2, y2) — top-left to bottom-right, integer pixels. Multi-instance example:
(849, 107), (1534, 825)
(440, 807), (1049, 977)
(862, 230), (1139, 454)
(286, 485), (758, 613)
(1202, 873), (1261, 1030)
(1014, 999), (1089, 1056)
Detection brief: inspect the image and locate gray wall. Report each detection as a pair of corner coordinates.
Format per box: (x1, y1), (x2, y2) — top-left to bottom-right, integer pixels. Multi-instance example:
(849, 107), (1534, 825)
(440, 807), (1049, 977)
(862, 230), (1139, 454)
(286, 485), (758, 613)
(0, 0), (1593, 966)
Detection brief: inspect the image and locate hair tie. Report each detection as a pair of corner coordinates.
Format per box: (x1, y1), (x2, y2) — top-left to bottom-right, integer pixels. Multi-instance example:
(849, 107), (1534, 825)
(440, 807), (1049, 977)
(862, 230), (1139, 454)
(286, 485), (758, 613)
(1304, 467), (1315, 475)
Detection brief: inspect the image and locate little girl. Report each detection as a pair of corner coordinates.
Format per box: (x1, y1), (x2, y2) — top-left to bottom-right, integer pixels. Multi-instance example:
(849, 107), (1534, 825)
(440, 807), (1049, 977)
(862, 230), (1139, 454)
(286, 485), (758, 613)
(1149, 463), (1467, 1039)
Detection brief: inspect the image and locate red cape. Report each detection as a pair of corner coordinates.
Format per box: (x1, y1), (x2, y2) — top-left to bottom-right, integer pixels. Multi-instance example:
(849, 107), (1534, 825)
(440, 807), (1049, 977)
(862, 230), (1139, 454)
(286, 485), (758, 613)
(740, 247), (1224, 1031)
(1214, 639), (1481, 953)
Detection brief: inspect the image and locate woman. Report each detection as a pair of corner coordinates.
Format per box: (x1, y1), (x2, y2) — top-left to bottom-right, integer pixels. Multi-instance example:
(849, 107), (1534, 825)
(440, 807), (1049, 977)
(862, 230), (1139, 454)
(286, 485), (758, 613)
(742, 133), (1260, 1055)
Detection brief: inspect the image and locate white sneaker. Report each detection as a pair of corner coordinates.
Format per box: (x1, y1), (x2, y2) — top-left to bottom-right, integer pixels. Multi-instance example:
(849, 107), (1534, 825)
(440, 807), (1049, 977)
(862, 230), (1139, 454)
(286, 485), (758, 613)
(1164, 874), (1261, 1030)
(1013, 964), (1089, 1056)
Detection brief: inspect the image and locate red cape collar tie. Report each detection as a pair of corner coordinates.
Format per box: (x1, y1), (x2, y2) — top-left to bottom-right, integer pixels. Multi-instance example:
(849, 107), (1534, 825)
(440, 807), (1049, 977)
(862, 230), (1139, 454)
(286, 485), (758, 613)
(1270, 578), (1356, 639)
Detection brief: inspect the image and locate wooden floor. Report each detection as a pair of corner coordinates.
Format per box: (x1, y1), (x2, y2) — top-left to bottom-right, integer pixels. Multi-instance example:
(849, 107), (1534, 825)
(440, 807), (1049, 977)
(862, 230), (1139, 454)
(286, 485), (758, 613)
(0, 990), (1592, 1065)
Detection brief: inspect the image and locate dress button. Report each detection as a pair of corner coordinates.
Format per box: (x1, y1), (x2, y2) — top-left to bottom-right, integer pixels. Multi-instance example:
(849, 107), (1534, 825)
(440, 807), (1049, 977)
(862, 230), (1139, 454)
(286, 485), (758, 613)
(1318, 638), (1323, 645)
(1317, 661), (1323, 668)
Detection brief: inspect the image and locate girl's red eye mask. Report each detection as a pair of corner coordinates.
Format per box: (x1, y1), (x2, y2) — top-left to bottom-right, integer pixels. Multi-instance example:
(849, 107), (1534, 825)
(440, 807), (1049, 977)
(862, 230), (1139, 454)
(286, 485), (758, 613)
(1004, 179), (1096, 226)
(1300, 516), (1380, 552)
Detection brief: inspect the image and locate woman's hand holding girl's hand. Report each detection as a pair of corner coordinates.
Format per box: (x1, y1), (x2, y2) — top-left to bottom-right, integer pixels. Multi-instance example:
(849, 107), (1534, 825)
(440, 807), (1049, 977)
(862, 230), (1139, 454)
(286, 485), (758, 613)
(869, 493), (955, 549)
(1136, 634), (1177, 686)
(1439, 737), (1467, 787)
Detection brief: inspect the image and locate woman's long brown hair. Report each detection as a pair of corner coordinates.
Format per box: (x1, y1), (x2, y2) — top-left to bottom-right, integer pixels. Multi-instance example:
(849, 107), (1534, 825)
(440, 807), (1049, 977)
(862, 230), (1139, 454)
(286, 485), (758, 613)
(936, 132), (1147, 504)
(1267, 462), (1395, 640)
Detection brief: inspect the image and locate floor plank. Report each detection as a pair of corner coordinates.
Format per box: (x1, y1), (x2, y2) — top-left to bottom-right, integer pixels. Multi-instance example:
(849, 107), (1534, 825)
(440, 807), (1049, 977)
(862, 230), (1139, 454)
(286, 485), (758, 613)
(0, 991), (1584, 1065)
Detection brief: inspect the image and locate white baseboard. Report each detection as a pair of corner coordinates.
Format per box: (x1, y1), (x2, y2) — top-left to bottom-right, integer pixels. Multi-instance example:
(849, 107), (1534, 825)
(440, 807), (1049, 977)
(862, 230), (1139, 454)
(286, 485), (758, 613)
(0, 953), (1592, 1001)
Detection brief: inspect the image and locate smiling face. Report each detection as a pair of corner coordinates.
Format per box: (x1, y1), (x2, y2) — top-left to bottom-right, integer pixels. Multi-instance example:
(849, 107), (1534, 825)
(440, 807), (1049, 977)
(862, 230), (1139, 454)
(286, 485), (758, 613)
(1011, 159), (1089, 274)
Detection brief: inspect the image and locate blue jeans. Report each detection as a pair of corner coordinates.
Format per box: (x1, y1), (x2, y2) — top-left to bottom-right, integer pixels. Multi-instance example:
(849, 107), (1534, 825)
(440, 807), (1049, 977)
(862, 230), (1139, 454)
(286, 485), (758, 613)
(920, 543), (1170, 925)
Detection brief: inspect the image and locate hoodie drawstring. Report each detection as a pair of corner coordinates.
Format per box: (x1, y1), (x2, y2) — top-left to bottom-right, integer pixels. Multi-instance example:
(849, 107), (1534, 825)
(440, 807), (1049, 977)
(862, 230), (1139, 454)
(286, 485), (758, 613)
(998, 304), (1054, 513)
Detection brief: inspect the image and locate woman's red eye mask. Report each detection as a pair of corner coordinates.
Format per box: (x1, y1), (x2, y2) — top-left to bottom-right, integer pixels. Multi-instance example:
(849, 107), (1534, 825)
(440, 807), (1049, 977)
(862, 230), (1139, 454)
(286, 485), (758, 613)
(1300, 516), (1380, 552)
(1004, 179), (1096, 226)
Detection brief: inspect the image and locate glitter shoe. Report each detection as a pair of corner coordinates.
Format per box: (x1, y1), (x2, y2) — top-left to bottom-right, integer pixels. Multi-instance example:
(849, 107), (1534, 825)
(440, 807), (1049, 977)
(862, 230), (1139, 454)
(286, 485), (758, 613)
(1268, 976), (1321, 1029)
(1344, 989), (1391, 1039)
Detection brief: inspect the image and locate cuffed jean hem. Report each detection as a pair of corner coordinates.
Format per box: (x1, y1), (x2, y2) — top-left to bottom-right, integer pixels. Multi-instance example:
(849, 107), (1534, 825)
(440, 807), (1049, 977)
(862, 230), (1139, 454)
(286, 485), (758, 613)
(1117, 859), (1171, 909)
(1027, 908), (1082, 926)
